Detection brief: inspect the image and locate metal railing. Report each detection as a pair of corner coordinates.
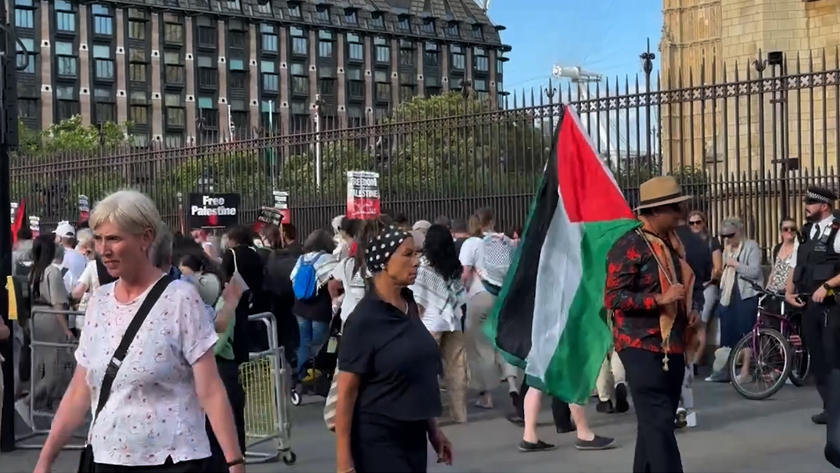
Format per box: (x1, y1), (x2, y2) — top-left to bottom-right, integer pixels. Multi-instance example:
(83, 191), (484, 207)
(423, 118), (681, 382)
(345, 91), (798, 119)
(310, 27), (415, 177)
(240, 311), (294, 465)
(10, 49), (840, 252)
(15, 308), (85, 450)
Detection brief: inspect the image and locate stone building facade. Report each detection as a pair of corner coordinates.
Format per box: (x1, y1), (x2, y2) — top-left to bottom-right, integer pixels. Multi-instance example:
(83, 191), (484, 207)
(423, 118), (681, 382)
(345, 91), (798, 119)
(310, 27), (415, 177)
(659, 0), (840, 177)
(10, 0), (509, 148)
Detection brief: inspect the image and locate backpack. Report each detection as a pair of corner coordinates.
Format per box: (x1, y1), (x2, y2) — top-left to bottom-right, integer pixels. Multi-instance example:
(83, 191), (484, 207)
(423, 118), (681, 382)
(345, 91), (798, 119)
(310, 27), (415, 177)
(480, 234), (516, 296)
(293, 251), (324, 301)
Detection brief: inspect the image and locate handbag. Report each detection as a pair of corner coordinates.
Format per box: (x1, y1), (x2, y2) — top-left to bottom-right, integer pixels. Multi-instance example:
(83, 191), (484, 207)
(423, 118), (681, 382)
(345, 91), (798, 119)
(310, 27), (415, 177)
(78, 275), (174, 473)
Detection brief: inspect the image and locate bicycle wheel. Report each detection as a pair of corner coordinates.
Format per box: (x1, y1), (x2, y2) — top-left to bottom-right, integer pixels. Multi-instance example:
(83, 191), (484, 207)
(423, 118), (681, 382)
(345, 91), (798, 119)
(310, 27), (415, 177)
(786, 315), (811, 387)
(730, 328), (792, 400)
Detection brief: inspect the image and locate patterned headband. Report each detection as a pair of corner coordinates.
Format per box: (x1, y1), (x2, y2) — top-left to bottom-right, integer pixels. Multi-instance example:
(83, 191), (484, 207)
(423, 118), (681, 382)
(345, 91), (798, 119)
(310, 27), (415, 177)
(365, 225), (408, 273)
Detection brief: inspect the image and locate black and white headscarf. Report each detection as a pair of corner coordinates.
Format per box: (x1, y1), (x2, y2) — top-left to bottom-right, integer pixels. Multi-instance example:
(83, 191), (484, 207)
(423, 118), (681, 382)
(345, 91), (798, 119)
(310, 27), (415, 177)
(365, 225), (408, 272)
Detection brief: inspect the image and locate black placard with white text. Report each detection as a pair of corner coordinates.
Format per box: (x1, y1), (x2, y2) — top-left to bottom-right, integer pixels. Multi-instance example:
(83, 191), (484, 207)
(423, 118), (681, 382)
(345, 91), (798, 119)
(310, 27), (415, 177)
(188, 193), (241, 229)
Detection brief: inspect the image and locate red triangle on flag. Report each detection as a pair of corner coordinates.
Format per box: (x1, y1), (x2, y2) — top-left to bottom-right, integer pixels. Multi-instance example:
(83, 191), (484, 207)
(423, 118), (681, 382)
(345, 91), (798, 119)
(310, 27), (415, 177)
(556, 106), (634, 224)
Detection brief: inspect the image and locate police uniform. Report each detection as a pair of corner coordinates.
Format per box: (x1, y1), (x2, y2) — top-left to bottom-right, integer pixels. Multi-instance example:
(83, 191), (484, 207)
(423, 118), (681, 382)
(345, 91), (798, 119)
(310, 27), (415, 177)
(792, 187), (840, 424)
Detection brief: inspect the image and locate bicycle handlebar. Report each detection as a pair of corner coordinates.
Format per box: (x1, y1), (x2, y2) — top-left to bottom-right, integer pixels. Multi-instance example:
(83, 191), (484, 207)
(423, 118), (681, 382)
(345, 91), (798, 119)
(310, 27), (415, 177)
(737, 276), (812, 301)
(738, 276), (784, 299)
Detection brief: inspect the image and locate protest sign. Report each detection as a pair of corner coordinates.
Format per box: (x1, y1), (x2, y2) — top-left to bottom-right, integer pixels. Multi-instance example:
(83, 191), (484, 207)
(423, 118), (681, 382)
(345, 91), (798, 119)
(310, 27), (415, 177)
(346, 171), (380, 219)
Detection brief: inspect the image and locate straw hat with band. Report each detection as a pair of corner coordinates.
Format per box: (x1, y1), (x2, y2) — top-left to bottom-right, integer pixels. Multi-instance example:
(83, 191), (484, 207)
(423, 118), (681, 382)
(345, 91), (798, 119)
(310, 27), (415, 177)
(634, 176), (693, 211)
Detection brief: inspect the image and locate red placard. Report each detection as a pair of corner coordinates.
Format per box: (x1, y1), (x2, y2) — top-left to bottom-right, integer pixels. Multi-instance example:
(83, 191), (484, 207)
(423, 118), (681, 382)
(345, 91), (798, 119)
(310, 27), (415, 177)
(346, 171), (380, 219)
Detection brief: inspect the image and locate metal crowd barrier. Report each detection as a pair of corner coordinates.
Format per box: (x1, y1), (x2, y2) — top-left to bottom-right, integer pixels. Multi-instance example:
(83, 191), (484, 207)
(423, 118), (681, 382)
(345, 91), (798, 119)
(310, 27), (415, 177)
(13, 309), (296, 467)
(16, 308), (87, 450)
(240, 311), (296, 465)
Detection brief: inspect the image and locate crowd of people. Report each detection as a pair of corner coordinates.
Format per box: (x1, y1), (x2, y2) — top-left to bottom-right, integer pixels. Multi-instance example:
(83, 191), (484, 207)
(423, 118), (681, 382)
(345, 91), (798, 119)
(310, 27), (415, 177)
(0, 178), (838, 473)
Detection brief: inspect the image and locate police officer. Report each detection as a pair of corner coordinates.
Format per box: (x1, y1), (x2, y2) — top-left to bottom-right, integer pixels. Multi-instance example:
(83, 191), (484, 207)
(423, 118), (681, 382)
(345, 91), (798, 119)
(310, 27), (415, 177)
(786, 186), (840, 425)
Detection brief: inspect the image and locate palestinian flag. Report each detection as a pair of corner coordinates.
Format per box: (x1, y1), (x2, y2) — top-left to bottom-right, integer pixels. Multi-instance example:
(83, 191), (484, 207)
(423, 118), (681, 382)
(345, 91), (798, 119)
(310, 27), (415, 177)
(484, 106), (640, 405)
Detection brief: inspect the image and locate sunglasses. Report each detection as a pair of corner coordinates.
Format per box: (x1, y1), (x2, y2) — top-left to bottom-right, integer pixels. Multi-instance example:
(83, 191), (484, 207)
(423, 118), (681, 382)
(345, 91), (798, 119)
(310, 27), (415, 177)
(688, 220), (703, 226)
(782, 226), (797, 232)
(720, 233), (735, 239)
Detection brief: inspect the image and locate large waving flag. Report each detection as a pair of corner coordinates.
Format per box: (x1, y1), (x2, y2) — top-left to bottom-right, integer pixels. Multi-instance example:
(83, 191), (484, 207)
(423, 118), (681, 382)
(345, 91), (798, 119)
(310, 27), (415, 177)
(484, 106), (640, 405)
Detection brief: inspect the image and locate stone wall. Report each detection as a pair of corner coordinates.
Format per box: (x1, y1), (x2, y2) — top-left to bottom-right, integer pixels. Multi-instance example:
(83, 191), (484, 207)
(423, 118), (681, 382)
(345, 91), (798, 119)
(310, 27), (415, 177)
(660, 0), (840, 175)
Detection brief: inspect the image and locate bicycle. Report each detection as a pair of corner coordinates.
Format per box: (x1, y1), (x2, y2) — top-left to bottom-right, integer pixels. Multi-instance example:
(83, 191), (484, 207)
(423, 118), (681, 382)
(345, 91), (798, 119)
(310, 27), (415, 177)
(730, 278), (811, 400)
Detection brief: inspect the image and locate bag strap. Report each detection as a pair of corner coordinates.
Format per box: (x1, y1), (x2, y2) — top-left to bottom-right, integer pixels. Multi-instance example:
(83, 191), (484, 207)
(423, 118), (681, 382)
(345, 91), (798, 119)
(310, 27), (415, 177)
(92, 275), (174, 424)
(229, 248), (239, 275)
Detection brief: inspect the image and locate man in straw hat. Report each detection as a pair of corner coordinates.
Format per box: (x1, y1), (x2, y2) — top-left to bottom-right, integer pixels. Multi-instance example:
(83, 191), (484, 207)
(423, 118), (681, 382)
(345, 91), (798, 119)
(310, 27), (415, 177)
(785, 186), (840, 427)
(604, 176), (702, 473)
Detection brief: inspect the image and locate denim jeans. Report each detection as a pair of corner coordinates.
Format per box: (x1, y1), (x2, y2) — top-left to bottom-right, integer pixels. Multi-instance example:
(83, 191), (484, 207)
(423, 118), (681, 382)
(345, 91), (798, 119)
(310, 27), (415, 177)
(295, 316), (330, 380)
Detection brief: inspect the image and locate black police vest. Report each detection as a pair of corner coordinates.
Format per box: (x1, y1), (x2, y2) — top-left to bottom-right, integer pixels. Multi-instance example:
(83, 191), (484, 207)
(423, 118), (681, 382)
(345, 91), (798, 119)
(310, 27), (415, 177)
(793, 219), (840, 294)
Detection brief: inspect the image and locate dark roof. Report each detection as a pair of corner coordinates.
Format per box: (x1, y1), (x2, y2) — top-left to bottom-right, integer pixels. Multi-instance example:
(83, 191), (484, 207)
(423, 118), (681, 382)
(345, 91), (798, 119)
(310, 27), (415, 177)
(107, 0), (505, 46)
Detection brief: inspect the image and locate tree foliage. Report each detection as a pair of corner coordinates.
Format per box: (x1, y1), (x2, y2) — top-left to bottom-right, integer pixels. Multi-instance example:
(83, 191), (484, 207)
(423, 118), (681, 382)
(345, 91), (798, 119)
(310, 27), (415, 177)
(281, 92), (550, 203)
(16, 115), (133, 159)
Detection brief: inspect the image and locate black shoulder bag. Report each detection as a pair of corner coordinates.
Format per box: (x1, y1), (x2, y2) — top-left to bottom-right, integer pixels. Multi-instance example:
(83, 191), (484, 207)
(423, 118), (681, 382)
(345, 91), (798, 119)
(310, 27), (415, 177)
(78, 275), (174, 473)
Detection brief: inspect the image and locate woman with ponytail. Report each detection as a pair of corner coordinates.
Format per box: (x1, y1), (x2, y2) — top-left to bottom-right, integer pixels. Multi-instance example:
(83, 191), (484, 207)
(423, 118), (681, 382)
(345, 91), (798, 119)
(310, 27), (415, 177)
(16, 234), (73, 426)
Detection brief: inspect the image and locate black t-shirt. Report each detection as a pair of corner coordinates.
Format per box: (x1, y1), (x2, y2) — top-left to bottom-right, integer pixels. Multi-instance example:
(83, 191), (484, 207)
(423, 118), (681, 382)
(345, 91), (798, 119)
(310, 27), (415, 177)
(454, 237), (468, 256)
(338, 288), (443, 422)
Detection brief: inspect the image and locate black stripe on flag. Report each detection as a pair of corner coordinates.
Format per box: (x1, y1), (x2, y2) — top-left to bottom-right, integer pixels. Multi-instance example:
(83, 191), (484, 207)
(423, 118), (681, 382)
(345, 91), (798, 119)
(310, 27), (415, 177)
(493, 109), (563, 363)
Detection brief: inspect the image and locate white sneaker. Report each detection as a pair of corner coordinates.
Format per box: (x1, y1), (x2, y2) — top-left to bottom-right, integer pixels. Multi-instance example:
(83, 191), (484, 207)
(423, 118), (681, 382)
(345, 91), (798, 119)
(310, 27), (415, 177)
(15, 399), (32, 429)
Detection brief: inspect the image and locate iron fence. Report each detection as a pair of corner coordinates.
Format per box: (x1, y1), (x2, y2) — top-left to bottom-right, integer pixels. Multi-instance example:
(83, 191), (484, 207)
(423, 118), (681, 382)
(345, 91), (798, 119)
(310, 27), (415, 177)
(10, 49), (840, 252)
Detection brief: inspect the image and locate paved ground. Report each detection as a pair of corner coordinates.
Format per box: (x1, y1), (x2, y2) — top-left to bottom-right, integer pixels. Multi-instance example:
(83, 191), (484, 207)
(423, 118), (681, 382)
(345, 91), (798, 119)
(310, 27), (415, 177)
(2, 380), (836, 472)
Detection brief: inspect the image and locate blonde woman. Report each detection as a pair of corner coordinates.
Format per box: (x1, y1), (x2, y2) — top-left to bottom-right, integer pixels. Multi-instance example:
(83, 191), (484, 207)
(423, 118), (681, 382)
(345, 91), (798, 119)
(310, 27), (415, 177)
(460, 208), (520, 410)
(687, 210), (723, 366)
(34, 190), (244, 473)
(716, 217), (764, 383)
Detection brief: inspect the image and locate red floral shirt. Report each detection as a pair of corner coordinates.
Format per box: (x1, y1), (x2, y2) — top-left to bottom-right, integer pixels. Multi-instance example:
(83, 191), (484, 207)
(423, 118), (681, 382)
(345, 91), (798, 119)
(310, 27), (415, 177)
(605, 230), (687, 354)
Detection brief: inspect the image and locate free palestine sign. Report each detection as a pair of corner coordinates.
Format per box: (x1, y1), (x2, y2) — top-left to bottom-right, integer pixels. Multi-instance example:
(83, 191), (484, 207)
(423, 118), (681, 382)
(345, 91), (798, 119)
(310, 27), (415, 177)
(189, 193), (241, 229)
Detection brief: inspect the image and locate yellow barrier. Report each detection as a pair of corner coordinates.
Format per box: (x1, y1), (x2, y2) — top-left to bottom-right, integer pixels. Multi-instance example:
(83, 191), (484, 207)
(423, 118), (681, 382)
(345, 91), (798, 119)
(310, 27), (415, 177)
(239, 312), (295, 465)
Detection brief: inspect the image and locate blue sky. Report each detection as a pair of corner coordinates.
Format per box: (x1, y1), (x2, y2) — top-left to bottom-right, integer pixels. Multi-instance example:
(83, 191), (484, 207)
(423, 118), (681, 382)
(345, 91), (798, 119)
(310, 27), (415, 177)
(490, 0), (662, 98)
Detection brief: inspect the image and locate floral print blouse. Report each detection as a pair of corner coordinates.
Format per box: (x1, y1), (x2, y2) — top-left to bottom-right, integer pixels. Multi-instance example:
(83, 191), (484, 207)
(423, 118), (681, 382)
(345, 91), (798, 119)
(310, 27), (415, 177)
(75, 278), (218, 466)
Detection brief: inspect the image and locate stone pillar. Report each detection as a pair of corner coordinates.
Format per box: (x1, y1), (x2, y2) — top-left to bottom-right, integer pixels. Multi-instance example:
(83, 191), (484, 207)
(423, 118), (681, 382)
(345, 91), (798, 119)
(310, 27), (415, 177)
(40, 2), (53, 126)
(78, 4), (91, 125)
(150, 12), (162, 140)
(185, 17), (197, 141)
(115, 9), (128, 124)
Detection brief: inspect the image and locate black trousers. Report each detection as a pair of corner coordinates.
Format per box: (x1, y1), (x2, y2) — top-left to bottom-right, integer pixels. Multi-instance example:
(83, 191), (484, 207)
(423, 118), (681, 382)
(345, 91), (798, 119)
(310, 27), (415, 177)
(516, 377), (573, 431)
(93, 457), (206, 473)
(800, 301), (840, 409)
(351, 413), (428, 473)
(206, 358), (247, 472)
(619, 348), (684, 473)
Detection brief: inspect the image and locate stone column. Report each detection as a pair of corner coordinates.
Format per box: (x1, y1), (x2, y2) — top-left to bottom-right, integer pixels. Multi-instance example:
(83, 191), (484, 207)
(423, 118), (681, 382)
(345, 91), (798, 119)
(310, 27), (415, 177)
(115, 9), (128, 123)
(150, 12), (162, 140)
(78, 4), (91, 125)
(40, 2), (53, 127)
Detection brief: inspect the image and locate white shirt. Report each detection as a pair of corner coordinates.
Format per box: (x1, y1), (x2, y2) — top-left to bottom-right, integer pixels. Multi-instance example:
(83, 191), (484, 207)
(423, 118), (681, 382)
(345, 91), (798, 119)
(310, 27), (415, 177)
(332, 258), (365, 321)
(75, 278), (218, 466)
(75, 260), (102, 328)
(62, 248), (88, 284)
(459, 236), (487, 297)
(809, 215), (840, 254)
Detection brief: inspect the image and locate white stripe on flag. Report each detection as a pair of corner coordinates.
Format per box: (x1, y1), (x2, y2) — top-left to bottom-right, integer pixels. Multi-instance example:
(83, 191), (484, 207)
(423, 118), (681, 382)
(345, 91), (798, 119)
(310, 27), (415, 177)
(525, 187), (583, 381)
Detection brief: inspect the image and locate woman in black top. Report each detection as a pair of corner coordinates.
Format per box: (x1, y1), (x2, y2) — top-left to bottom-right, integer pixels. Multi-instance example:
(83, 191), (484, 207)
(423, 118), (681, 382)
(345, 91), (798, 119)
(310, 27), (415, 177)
(335, 225), (454, 473)
(222, 225), (266, 361)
